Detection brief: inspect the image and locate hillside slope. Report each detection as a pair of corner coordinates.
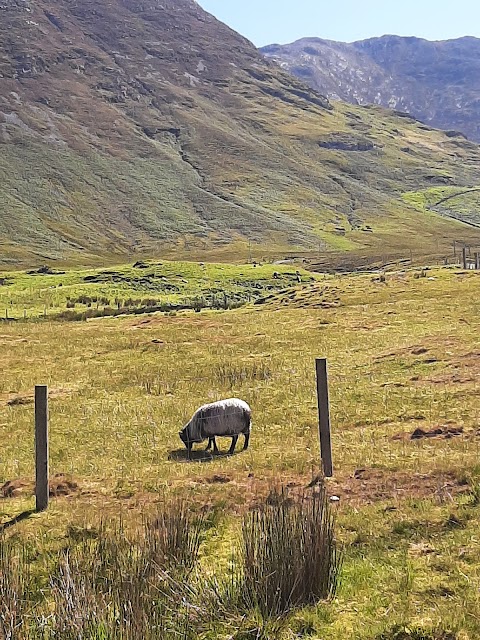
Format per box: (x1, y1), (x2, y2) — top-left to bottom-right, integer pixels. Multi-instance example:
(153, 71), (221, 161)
(2, 2), (480, 266)
(262, 35), (480, 142)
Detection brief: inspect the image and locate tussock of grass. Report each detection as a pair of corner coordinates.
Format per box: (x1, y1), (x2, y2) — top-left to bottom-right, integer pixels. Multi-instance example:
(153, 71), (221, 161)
(1, 488), (339, 639)
(0, 540), (29, 640)
(242, 485), (341, 617)
(375, 625), (456, 640)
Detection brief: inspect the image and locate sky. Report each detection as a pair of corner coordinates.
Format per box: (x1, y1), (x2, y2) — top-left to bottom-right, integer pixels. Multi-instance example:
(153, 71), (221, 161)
(197, 0), (480, 47)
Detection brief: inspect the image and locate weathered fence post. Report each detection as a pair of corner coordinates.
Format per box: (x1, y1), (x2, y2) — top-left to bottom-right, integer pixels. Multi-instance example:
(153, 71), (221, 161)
(35, 385), (49, 512)
(475, 252), (480, 270)
(315, 358), (333, 477)
(462, 247), (467, 270)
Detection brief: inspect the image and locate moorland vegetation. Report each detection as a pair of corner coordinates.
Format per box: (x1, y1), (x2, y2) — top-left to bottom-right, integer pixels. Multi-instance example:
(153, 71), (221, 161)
(1, 261), (480, 638)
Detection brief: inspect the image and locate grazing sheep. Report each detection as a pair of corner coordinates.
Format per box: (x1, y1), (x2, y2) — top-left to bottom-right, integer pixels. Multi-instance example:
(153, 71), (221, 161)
(179, 398), (251, 455)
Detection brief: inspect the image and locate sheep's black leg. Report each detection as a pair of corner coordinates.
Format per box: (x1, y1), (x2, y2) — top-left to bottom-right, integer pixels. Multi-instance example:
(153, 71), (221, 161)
(228, 435), (238, 455)
(206, 437), (218, 452)
(243, 432), (250, 451)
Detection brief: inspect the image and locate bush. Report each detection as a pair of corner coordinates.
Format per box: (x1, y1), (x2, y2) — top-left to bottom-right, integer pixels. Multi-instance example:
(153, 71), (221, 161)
(49, 501), (207, 639)
(0, 492), (340, 638)
(144, 498), (206, 574)
(241, 485), (341, 618)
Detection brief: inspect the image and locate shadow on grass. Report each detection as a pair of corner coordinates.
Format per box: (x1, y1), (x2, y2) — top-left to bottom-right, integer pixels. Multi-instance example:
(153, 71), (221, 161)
(0, 509), (35, 533)
(168, 448), (235, 463)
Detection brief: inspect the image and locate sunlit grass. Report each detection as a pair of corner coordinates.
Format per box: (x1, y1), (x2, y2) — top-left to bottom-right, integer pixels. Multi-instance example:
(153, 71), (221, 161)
(1, 264), (480, 638)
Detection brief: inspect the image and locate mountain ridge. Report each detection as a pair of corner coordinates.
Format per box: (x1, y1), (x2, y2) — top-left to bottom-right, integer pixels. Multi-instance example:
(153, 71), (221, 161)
(261, 34), (480, 142)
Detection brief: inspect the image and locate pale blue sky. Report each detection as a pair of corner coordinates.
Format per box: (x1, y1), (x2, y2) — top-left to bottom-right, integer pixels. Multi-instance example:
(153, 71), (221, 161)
(197, 1), (480, 46)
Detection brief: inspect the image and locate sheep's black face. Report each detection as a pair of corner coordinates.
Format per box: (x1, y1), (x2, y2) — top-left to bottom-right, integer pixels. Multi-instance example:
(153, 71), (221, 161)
(179, 428), (189, 448)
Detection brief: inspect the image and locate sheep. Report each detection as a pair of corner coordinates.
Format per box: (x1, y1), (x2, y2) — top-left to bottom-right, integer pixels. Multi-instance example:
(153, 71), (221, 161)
(179, 398), (251, 455)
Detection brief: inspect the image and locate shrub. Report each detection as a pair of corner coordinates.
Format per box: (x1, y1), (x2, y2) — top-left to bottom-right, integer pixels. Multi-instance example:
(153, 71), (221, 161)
(48, 501), (207, 639)
(241, 485), (341, 618)
(0, 490), (341, 638)
(144, 498), (206, 574)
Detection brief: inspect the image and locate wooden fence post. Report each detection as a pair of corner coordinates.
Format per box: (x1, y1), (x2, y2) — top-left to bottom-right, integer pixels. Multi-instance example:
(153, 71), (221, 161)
(35, 385), (49, 512)
(475, 252), (480, 270)
(315, 359), (333, 477)
(462, 247), (467, 270)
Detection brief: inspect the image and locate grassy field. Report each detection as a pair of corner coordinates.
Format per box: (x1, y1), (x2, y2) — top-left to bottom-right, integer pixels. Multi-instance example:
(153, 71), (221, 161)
(1, 261), (480, 638)
(0, 260), (314, 320)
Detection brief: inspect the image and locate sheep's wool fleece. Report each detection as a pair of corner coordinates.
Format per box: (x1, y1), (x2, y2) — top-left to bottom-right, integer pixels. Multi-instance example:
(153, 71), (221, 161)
(185, 398), (251, 442)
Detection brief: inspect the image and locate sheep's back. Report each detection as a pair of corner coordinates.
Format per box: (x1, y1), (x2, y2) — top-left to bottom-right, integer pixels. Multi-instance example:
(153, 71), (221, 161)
(195, 398), (251, 438)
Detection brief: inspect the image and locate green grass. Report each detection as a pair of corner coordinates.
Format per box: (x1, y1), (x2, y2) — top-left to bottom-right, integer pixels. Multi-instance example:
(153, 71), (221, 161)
(403, 186), (480, 228)
(0, 260), (315, 320)
(1, 263), (480, 637)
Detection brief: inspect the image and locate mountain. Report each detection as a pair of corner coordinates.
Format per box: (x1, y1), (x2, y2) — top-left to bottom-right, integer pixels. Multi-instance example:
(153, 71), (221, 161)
(2, 4), (480, 267)
(261, 35), (480, 142)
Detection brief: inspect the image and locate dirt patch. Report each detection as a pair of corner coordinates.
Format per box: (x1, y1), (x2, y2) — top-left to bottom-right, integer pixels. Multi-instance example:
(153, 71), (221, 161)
(375, 344), (431, 361)
(392, 425), (464, 441)
(0, 478), (34, 498)
(131, 317), (155, 328)
(190, 468), (470, 511)
(27, 266), (65, 275)
(327, 468), (467, 505)
(0, 474), (79, 499)
(10, 465), (468, 517)
(411, 426), (463, 440)
(414, 372), (476, 385)
(412, 350), (480, 386)
(411, 347), (429, 355)
(2, 386), (77, 407)
(374, 337), (460, 363)
(184, 468), (470, 511)
(50, 474), (79, 497)
(202, 474), (232, 485)
(7, 395), (34, 406)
